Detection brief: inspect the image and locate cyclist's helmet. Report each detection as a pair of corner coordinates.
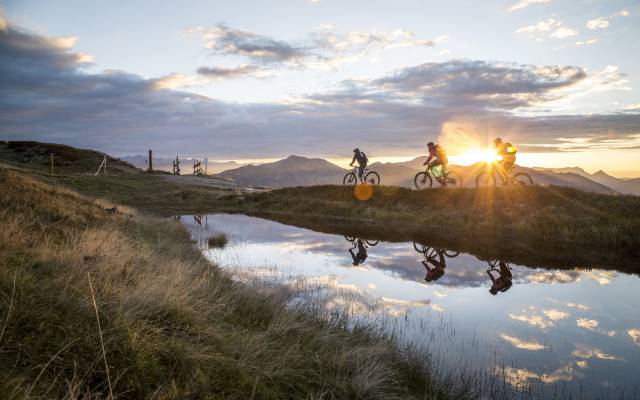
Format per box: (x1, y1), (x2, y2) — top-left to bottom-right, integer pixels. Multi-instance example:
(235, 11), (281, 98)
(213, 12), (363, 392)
(493, 138), (503, 146)
(427, 142), (435, 148)
(353, 148), (360, 153)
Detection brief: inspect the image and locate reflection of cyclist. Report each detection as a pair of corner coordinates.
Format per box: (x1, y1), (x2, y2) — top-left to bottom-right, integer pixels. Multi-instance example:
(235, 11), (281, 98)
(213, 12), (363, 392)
(422, 249), (446, 282)
(349, 148), (369, 183)
(494, 138), (517, 178)
(488, 261), (513, 295)
(349, 239), (368, 266)
(424, 142), (448, 182)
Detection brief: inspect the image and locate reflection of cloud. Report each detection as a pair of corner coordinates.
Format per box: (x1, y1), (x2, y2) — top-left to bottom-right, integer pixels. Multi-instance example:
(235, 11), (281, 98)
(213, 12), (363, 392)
(500, 334), (546, 350)
(566, 302), (589, 311)
(380, 297), (431, 317)
(543, 309), (570, 320)
(627, 329), (640, 345)
(577, 318), (599, 330)
(431, 304), (445, 312)
(576, 360), (588, 368)
(509, 313), (551, 329)
(367, 283), (377, 289)
(502, 365), (573, 389)
(572, 347), (620, 361)
(528, 271), (578, 284)
(582, 271), (615, 285)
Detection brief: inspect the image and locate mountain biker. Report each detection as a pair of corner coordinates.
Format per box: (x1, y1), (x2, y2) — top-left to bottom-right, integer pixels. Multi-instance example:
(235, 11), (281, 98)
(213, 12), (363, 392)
(488, 260), (513, 295)
(349, 239), (368, 266)
(424, 142), (448, 182)
(349, 148), (369, 183)
(493, 138), (517, 178)
(422, 248), (446, 282)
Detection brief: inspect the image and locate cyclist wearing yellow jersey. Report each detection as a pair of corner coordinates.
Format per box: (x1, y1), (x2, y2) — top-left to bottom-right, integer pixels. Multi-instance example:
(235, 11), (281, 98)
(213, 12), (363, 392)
(424, 142), (448, 182)
(493, 138), (517, 176)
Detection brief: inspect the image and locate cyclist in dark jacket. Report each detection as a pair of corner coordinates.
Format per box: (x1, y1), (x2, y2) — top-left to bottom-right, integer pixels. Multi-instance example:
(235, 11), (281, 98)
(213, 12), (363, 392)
(494, 138), (517, 176)
(349, 148), (369, 183)
(488, 260), (513, 295)
(349, 239), (368, 266)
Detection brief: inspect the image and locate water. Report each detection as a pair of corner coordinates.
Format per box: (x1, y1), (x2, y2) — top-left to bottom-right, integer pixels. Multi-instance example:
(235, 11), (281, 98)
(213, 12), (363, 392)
(181, 213), (640, 399)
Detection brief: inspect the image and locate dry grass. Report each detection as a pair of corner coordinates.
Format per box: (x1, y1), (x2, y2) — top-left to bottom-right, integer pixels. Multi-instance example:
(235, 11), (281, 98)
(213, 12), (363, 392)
(207, 233), (229, 249)
(0, 166), (450, 399)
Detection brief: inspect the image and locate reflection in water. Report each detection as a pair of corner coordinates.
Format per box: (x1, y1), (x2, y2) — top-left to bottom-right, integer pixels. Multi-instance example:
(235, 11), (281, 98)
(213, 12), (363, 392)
(181, 213), (640, 399)
(344, 236), (378, 266)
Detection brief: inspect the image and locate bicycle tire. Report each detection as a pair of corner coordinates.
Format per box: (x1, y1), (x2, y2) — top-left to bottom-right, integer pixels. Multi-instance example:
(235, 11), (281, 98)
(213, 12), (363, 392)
(444, 250), (460, 258)
(413, 242), (429, 253)
(512, 172), (533, 186)
(343, 172), (357, 185)
(365, 240), (379, 246)
(475, 171), (496, 187)
(344, 236), (356, 242)
(445, 171), (463, 187)
(365, 171), (381, 185)
(414, 172), (433, 190)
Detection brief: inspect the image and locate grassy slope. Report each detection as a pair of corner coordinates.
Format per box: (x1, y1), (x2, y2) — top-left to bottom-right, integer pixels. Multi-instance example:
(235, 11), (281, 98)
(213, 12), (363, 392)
(0, 166), (447, 399)
(213, 185), (640, 271)
(0, 141), (232, 215)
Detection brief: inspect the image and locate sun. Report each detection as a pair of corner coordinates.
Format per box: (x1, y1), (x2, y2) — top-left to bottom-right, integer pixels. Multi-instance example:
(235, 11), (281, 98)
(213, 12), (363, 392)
(451, 148), (497, 166)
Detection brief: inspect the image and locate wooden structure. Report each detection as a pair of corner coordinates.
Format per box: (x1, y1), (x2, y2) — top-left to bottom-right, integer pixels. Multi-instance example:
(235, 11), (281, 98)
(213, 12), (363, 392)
(148, 150), (153, 172)
(94, 155), (108, 176)
(172, 156), (181, 175)
(193, 161), (205, 176)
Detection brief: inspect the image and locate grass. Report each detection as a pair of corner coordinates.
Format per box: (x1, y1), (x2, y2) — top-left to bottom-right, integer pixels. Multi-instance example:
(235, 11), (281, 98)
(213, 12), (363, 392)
(207, 233), (229, 248)
(0, 164), (457, 399)
(211, 185), (640, 271)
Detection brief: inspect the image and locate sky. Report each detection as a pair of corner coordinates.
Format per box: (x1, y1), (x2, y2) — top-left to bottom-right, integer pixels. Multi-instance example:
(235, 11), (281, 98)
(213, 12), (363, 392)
(1, 0), (639, 176)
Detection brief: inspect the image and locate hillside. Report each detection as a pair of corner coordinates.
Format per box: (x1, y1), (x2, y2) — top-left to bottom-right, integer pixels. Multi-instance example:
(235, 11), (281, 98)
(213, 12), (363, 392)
(215, 155), (346, 187)
(0, 163), (441, 399)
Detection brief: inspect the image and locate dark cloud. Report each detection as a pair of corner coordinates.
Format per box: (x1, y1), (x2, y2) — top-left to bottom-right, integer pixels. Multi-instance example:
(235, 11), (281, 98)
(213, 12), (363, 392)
(1, 23), (639, 159)
(187, 24), (310, 65)
(196, 65), (261, 79)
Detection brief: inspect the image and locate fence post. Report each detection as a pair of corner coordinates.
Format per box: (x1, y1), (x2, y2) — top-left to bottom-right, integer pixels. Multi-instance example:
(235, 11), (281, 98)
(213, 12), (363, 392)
(148, 150), (153, 172)
(49, 153), (54, 175)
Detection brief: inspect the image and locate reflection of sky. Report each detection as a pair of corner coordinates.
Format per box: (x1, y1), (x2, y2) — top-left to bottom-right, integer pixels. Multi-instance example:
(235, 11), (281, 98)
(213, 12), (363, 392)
(183, 214), (640, 398)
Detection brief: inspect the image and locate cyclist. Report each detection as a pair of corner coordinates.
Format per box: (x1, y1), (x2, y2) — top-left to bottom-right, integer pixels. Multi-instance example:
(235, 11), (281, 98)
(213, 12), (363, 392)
(349, 148), (369, 183)
(422, 248), (446, 283)
(424, 142), (448, 183)
(493, 138), (517, 179)
(487, 260), (513, 295)
(349, 239), (368, 266)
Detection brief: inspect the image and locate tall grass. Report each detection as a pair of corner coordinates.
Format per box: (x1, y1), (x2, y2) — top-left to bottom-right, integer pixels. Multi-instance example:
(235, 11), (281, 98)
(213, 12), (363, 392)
(0, 165), (454, 399)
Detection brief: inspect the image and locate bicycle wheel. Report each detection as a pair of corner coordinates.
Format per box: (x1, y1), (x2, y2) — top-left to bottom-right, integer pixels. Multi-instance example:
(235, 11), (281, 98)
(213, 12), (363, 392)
(365, 240), (379, 246)
(475, 171), (496, 187)
(344, 236), (356, 242)
(413, 242), (429, 253)
(444, 171), (463, 187)
(444, 249), (460, 258)
(343, 172), (357, 185)
(512, 172), (533, 186)
(414, 172), (433, 190)
(365, 171), (381, 185)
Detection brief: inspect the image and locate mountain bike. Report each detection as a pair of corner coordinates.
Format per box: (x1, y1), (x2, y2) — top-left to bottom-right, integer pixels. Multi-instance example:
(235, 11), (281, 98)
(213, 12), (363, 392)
(414, 164), (462, 190)
(343, 166), (381, 185)
(345, 236), (379, 247)
(412, 242), (459, 258)
(475, 164), (533, 187)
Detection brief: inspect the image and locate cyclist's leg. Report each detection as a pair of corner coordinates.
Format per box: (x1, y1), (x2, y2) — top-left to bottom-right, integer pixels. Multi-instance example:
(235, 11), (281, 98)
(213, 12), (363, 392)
(358, 164), (366, 182)
(431, 160), (443, 181)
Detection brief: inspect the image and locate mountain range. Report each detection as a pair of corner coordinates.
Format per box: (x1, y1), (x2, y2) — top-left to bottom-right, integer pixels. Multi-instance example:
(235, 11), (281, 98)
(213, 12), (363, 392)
(213, 155), (640, 195)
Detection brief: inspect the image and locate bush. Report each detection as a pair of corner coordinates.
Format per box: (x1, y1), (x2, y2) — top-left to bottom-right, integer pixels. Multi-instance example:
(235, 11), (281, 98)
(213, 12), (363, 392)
(207, 233), (228, 248)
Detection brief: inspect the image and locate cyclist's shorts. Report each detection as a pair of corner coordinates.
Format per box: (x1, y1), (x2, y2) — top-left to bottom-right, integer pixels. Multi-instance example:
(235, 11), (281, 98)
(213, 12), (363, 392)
(358, 164), (367, 177)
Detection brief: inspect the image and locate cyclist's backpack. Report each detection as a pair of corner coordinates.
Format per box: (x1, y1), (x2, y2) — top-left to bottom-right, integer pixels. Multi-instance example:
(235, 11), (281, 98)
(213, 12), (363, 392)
(435, 145), (447, 159)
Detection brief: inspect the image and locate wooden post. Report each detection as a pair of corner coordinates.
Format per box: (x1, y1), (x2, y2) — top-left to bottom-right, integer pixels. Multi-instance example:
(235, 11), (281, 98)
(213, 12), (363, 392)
(104, 155), (107, 176)
(49, 153), (54, 175)
(148, 150), (153, 172)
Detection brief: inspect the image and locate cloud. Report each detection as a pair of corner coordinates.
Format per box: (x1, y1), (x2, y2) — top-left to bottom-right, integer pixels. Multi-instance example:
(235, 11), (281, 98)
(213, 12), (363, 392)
(186, 23), (435, 70)
(516, 18), (578, 40)
(500, 334), (546, 350)
(502, 365), (573, 389)
(576, 318), (599, 330)
(509, 0), (551, 11)
(1, 20), (639, 160)
(196, 65), (263, 79)
(0, 7), (7, 32)
(587, 10), (630, 30)
(543, 309), (570, 320)
(572, 347), (620, 361)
